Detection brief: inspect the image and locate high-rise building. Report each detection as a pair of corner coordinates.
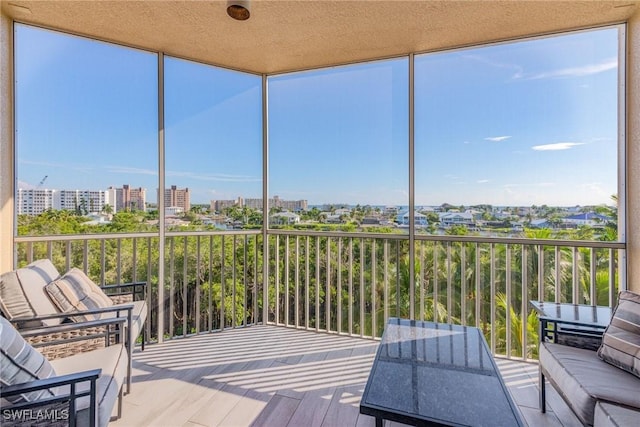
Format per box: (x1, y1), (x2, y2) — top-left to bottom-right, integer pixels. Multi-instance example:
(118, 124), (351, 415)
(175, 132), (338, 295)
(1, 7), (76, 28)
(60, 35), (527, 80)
(270, 195), (307, 212)
(210, 196), (307, 212)
(16, 189), (56, 215)
(17, 188), (111, 215)
(107, 185), (146, 212)
(210, 197), (242, 212)
(58, 190), (108, 214)
(163, 185), (190, 212)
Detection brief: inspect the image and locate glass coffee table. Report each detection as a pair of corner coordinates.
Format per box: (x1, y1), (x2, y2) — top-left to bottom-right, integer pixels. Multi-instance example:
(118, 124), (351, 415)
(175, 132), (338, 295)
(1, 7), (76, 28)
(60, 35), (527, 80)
(529, 301), (612, 350)
(360, 318), (524, 427)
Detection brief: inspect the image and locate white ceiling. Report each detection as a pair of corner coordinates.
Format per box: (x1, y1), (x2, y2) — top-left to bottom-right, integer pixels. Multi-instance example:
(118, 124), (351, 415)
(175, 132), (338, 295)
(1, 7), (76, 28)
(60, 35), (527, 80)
(2, 0), (639, 74)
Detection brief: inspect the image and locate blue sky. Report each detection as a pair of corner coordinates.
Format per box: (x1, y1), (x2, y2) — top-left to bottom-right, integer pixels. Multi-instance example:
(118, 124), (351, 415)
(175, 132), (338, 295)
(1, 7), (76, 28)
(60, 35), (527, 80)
(16, 25), (619, 207)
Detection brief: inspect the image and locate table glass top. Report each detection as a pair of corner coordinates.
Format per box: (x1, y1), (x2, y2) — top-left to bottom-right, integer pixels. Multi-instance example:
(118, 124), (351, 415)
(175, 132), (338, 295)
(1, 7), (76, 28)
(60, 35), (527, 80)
(529, 301), (612, 328)
(361, 318), (523, 426)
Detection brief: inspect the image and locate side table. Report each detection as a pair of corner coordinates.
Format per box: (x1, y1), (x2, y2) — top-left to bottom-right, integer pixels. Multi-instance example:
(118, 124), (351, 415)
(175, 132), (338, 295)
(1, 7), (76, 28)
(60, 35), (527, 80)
(529, 301), (612, 351)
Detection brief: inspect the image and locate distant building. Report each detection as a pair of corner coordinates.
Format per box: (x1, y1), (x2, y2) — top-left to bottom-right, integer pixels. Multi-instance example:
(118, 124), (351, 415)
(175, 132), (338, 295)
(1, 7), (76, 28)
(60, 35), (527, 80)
(17, 188), (109, 215)
(270, 211), (300, 225)
(563, 212), (610, 227)
(211, 197), (242, 212)
(16, 189), (57, 215)
(107, 185), (146, 212)
(384, 206), (399, 217)
(325, 214), (343, 223)
(397, 211), (428, 226)
(165, 206), (184, 216)
(58, 189), (108, 213)
(439, 212), (475, 227)
(270, 196), (307, 212)
(212, 196), (307, 212)
(162, 185), (190, 212)
(361, 217), (382, 225)
(530, 219), (552, 228)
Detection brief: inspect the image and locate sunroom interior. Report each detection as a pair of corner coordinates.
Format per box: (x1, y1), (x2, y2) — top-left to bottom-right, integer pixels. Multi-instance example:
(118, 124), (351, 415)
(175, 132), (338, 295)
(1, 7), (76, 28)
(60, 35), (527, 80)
(1, 1), (640, 426)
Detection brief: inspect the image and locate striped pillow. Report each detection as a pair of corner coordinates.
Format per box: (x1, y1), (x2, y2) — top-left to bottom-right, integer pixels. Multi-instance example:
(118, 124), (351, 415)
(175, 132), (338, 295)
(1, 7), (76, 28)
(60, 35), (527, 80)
(0, 316), (57, 403)
(597, 290), (640, 378)
(45, 268), (113, 322)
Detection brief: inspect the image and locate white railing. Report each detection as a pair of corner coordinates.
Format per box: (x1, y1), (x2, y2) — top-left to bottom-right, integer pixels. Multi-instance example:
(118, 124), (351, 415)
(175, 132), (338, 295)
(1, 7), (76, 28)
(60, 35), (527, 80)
(15, 230), (624, 359)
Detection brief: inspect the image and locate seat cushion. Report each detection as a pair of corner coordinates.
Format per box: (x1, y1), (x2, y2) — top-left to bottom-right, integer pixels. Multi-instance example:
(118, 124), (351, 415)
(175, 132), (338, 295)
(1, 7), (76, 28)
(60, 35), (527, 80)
(51, 344), (128, 427)
(597, 290), (640, 378)
(45, 268), (113, 322)
(10, 259), (63, 326)
(594, 401), (640, 427)
(540, 342), (640, 426)
(0, 316), (57, 404)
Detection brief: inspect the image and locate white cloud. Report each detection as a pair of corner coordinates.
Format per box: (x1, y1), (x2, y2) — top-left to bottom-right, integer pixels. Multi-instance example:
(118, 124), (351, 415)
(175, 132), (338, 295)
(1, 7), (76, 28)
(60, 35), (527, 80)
(106, 166), (259, 183)
(166, 170), (259, 182)
(477, 179), (489, 184)
(485, 136), (511, 142)
(107, 166), (157, 176)
(517, 58), (617, 80)
(17, 180), (36, 190)
(531, 142), (585, 151)
(464, 55), (524, 80)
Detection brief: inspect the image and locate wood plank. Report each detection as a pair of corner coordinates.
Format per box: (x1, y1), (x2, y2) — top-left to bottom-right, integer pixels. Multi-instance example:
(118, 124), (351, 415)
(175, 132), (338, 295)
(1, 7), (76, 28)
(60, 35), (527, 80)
(111, 326), (568, 427)
(249, 394), (301, 427)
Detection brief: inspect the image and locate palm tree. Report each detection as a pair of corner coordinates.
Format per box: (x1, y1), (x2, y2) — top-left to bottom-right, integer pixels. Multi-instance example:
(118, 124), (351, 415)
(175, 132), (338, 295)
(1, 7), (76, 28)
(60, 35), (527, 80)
(494, 293), (539, 358)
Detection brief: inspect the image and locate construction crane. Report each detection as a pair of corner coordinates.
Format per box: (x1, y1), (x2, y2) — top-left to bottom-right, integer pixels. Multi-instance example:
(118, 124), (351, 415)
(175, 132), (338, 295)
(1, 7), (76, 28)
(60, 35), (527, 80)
(36, 175), (48, 189)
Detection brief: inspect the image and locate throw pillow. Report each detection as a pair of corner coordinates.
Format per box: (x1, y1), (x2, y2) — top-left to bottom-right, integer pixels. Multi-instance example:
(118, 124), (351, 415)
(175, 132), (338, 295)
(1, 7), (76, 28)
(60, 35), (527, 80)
(45, 268), (113, 322)
(0, 316), (57, 403)
(597, 290), (640, 378)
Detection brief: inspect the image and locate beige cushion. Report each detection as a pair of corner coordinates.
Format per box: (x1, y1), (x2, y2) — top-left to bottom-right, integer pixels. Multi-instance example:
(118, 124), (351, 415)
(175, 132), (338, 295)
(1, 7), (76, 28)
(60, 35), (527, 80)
(45, 268), (113, 322)
(0, 270), (40, 327)
(0, 316), (57, 404)
(51, 344), (128, 427)
(12, 259), (63, 326)
(540, 342), (640, 425)
(598, 290), (640, 378)
(594, 401), (640, 427)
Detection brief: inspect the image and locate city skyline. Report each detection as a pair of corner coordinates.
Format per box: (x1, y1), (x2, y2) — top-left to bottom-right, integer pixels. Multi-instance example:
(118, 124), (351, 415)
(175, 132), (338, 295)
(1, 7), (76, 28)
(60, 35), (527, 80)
(15, 25), (619, 207)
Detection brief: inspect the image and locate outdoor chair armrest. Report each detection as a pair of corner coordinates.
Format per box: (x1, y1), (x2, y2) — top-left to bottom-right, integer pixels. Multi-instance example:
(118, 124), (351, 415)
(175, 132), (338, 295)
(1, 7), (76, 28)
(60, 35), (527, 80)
(18, 317), (127, 349)
(1, 369), (101, 426)
(19, 316), (127, 338)
(10, 304), (134, 324)
(0, 369), (101, 402)
(100, 281), (147, 300)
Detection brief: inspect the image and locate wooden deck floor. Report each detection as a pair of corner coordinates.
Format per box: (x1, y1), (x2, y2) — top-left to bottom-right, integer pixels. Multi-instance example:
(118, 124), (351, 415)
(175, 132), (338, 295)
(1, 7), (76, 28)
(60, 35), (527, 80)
(111, 325), (581, 427)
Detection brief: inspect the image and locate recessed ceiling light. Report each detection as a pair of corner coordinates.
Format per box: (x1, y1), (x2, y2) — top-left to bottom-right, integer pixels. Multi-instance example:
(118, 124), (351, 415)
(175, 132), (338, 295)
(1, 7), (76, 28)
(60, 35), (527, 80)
(227, 0), (250, 21)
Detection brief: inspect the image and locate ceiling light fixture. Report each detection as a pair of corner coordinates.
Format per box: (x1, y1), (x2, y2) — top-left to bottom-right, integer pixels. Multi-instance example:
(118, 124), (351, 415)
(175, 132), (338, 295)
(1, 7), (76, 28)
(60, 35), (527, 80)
(227, 0), (251, 21)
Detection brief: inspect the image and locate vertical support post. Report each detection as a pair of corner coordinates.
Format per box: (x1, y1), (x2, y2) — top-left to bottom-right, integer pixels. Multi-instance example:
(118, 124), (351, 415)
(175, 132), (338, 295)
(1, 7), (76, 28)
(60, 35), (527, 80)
(157, 52), (166, 343)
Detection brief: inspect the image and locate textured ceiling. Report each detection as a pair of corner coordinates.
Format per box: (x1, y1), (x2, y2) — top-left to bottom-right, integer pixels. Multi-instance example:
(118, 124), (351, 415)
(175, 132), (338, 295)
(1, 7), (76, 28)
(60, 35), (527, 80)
(2, 0), (639, 75)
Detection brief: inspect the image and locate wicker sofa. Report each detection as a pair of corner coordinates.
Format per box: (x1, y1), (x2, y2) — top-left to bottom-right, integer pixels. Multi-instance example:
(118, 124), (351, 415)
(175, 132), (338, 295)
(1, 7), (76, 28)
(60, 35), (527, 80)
(0, 315), (128, 427)
(0, 259), (148, 393)
(539, 291), (640, 426)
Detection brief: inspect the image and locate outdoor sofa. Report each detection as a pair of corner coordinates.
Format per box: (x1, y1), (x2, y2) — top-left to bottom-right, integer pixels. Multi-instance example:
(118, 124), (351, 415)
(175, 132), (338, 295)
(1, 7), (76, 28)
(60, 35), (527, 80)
(539, 290), (640, 426)
(1, 315), (128, 427)
(0, 258), (148, 393)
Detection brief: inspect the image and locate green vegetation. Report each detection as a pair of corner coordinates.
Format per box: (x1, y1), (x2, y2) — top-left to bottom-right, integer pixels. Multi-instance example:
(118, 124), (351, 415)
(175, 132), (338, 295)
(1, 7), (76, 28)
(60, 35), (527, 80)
(15, 206), (620, 358)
